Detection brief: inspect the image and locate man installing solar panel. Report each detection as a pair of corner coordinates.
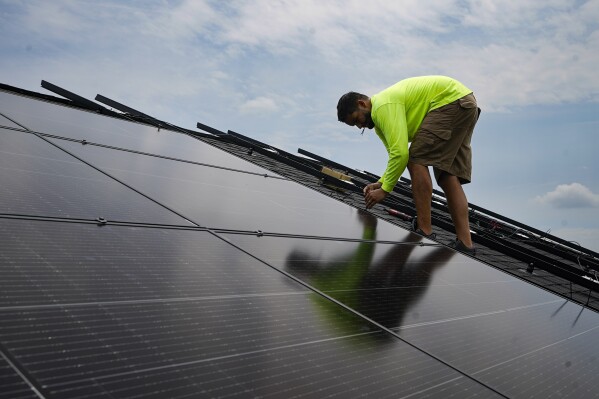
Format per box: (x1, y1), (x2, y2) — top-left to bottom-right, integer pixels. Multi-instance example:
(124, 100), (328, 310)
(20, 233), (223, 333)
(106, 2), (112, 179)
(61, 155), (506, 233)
(337, 75), (480, 255)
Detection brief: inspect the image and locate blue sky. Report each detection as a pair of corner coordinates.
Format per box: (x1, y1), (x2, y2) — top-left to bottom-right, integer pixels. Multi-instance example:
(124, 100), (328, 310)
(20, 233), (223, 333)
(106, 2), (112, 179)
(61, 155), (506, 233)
(1, 0), (598, 251)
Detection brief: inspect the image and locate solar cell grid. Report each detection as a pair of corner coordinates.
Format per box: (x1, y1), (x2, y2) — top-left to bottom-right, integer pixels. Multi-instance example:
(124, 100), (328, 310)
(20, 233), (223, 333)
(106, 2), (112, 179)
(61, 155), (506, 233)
(220, 234), (564, 325)
(220, 233), (599, 397)
(0, 220), (502, 398)
(0, 220), (311, 307)
(0, 90), (272, 176)
(0, 128), (189, 225)
(0, 354), (38, 399)
(45, 137), (422, 242)
(475, 333), (599, 398)
(43, 333), (502, 399)
(0, 296), (372, 384)
(2, 306), (503, 399)
(400, 300), (599, 398)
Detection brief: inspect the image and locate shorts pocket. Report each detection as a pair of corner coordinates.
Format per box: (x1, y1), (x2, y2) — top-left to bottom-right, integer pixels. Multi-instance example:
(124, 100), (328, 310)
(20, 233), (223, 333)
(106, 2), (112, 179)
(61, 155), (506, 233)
(429, 128), (452, 140)
(419, 106), (457, 140)
(412, 128), (451, 151)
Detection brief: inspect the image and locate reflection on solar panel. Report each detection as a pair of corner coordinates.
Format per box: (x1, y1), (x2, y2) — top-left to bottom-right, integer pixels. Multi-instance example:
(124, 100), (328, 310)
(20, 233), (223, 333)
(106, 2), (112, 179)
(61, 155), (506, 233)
(1, 82), (598, 398)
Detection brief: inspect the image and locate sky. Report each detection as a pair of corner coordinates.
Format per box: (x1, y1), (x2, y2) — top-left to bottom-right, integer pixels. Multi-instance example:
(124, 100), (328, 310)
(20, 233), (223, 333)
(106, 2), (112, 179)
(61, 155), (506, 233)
(1, 0), (598, 252)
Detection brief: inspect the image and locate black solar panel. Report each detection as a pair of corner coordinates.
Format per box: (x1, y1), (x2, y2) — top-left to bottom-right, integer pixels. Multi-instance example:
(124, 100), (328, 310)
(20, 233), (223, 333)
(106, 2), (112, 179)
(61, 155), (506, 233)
(220, 234), (599, 398)
(0, 220), (310, 306)
(45, 137), (420, 240)
(0, 354), (39, 399)
(1, 85), (598, 398)
(0, 91), (274, 176)
(0, 128), (189, 225)
(0, 220), (500, 398)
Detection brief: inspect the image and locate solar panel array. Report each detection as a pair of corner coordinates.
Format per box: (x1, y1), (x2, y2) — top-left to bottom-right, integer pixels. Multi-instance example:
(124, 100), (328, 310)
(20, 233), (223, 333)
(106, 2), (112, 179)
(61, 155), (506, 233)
(1, 86), (598, 398)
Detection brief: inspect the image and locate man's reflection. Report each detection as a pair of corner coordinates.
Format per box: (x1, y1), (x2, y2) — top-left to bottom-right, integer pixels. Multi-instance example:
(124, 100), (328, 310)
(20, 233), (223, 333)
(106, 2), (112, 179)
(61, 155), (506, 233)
(285, 211), (455, 331)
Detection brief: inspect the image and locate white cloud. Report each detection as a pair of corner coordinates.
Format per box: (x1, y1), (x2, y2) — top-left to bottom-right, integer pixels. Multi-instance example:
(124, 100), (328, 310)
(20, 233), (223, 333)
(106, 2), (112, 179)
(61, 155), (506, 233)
(462, 0), (576, 30)
(239, 96), (278, 114)
(206, 0), (599, 110)
(213, 0), (457, 51)
(3, 0), (599, 112)
(535, 183), (599, 208)
(159, 0), (216, 39)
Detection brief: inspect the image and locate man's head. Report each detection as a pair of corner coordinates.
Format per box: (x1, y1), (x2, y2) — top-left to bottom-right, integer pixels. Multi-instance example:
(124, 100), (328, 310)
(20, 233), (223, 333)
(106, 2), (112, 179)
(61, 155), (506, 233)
(337, 91), (375, 131)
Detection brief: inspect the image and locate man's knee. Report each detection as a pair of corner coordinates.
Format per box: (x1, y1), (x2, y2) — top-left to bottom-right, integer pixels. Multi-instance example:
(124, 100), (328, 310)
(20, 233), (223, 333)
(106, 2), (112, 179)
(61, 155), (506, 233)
(437, 172), (459, 190)
(407, 162), (416, 174)
(408, 161), (428, 175)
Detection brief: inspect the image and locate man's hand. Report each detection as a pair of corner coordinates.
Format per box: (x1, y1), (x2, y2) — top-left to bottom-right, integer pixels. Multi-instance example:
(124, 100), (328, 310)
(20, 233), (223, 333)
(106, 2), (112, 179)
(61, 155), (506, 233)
(363, 182), (382, 195)
(364, 188), (388, 209)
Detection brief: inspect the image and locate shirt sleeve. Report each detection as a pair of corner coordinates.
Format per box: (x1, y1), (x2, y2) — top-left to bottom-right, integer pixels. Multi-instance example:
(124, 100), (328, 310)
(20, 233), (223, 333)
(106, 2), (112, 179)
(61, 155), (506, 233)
(374, 103), (409, 193)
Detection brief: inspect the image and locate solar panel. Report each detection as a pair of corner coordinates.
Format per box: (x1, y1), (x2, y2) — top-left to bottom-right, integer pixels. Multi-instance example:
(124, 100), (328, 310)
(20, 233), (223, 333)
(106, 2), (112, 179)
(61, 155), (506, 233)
(0, 90), (272, 176)
(0, 219), (311, 306)
(0, 113), (22, 130)
(220, 233), (599, 397)
(0, 354), (39, 399)
(43, 137), (423, 241)
(400, 300), (599, 398)
(0, 219), (500, 398)
(0, 128), (189, 225)
(1, 84), (598, 398)
(227, 232), (599, 390)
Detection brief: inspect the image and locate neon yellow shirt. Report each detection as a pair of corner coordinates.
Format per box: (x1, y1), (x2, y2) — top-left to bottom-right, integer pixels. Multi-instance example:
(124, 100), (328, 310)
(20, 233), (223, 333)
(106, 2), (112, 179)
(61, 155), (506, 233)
(371, 76), (472, 192)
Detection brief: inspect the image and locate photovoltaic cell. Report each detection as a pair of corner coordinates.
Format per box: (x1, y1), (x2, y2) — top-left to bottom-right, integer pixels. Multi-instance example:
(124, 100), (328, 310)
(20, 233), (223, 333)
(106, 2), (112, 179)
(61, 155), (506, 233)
(0, 219), (501, 398)
(1, 297), (370, 385)
(219, 234), (553, 323)
(37, 333), (503, 399)
(0, 219), (310, 307)
(46, 137), (422, 241)
(473, 321), (599, 398)
(0, 355), (38, 399)
(0, 128), (189, 225)
(0, 301), (500, 398)
(402, 300), (599, 398)
(0, 90), (272, 175)
(221, 233), (599, 398)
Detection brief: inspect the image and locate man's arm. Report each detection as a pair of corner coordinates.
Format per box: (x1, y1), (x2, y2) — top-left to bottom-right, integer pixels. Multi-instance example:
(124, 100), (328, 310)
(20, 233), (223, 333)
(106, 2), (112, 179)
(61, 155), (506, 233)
(364, 104), (409, 208)
(377, 103), (409, 193)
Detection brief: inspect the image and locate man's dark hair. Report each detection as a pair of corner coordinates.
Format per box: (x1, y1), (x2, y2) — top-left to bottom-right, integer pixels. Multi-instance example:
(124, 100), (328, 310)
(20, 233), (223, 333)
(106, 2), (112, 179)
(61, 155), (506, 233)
(337, 91), (368, 122)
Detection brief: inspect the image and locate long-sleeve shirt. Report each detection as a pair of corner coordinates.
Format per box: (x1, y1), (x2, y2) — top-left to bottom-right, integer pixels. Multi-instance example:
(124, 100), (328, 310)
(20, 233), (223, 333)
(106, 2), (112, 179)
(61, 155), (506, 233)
(371, 75), (472, 192)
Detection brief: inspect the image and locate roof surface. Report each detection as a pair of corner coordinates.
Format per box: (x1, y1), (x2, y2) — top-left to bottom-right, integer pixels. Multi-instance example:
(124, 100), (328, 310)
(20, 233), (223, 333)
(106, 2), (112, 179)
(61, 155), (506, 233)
(1, 82), (598, 398)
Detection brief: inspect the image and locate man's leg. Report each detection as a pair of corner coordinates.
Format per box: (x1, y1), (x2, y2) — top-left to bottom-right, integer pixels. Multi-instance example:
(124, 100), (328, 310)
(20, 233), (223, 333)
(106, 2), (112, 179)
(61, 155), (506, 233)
(438, 173), (473, 248)
(407, 162), (433, 236)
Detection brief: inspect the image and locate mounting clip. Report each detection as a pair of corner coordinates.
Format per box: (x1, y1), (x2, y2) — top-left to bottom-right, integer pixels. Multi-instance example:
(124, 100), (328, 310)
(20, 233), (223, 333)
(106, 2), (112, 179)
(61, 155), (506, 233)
(96, 217), (108, 226)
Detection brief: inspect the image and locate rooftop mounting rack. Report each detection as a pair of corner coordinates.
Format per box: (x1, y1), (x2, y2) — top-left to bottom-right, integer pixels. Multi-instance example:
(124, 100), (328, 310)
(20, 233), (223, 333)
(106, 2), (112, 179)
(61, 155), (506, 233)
(41, 80), (111, 114)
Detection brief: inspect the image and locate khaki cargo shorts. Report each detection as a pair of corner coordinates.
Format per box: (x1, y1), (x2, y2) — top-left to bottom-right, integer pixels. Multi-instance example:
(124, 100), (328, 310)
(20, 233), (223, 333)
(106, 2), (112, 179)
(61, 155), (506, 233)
(409, 93), (480, 184)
